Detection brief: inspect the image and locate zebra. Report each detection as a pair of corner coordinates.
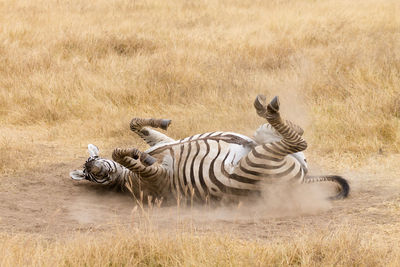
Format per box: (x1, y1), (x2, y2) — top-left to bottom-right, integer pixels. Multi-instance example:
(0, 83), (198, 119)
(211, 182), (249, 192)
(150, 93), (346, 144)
(70, 144), (160, 199)
(70, 95), (349, 202)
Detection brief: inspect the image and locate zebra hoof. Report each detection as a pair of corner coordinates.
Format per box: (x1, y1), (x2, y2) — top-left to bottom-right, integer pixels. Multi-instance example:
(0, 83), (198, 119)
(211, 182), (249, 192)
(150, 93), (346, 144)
(141, 153), (157, 166)
(159, 119), (171, 130)
(254, 94), (267, 111)
(268, 96), (280, 112)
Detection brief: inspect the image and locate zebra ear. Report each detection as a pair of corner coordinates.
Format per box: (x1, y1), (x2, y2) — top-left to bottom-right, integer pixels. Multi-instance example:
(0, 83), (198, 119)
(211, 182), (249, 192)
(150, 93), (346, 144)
(70, 170), (85, 180)
(88, 144), (100, 157)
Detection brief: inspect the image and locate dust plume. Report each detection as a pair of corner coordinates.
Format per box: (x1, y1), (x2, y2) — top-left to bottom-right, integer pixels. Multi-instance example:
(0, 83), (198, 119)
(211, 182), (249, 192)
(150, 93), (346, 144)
(203, 182), (331, 222)
(124, 181), (333, 231)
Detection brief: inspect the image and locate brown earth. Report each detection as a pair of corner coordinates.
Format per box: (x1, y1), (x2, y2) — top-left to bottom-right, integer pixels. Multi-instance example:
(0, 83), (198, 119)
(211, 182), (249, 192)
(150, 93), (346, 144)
(1, 153), (399, 243)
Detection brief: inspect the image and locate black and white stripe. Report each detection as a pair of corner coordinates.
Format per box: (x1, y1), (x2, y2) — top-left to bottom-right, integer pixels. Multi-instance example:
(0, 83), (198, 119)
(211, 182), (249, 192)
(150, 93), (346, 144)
(70, 146), (148, 198)
(111, 95), (349, 201)
(71, 95), (349, 202)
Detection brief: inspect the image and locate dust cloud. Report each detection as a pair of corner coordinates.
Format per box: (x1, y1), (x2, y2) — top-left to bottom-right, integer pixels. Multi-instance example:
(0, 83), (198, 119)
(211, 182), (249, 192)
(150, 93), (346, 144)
(112, 182), (334, 232)
(197, 182), (330, 221)
(66, 179), (332, 231)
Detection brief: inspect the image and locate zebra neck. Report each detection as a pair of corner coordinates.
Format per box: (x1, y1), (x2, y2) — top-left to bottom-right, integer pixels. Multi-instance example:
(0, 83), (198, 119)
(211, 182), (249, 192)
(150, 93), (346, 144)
(124, 172), (161, 201)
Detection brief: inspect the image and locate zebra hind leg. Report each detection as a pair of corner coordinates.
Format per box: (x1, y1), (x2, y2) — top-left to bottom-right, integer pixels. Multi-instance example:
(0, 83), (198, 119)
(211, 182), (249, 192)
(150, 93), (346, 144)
(255, 95), (304, 135)
(254, 94), (280, 116)
(254, 94), (307, 154)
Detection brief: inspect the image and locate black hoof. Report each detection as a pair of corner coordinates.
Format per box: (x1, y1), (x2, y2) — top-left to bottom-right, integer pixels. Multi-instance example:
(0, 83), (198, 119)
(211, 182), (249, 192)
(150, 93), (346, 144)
(254, 94), (267, 111)
(269, 96), (280, 112)
(160, 119), (171, 130)
(141, 153), (157, 166)
(131, 149), (140, 160)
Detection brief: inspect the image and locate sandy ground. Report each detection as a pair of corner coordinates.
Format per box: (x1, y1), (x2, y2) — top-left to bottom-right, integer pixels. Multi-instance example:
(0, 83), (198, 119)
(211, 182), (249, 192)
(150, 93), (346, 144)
(1, 154), (400, 243)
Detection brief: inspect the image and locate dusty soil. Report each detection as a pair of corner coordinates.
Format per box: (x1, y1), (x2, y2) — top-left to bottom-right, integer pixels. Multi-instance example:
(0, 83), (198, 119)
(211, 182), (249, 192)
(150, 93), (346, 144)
(1, 155), (400, 243)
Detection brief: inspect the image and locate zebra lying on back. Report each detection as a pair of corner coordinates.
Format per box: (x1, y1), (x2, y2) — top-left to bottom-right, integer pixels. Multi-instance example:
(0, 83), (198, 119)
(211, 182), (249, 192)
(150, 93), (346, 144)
(70, 95), (350, 202)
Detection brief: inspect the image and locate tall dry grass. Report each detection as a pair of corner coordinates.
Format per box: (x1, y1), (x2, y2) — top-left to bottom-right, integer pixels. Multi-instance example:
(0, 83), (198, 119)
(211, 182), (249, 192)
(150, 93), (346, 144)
(1, 227), (400, 266)
(0, 0), (399, 174)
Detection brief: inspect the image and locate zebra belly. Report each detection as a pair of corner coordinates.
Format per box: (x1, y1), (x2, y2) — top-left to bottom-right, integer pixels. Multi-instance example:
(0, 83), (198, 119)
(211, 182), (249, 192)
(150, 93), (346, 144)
(146, 132), (258, 200)
(245, 157), (305, 184)
(144, 131), (307, 200)
(239, 146), (306, 183)
(169, 137), (256, 200)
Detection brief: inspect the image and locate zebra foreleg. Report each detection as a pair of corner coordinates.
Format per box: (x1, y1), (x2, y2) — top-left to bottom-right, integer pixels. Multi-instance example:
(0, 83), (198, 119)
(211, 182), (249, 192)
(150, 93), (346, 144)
(112, 147), (157, 168)
(130, 118), (175, 147)
(112, 147), (171, 197)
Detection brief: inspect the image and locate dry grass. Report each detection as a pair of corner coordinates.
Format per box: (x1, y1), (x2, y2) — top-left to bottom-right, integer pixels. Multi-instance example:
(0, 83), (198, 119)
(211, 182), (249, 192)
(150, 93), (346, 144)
(1, 0), (400, 265)
(1, 226), (400, 267)
(1, 0), (399, 173)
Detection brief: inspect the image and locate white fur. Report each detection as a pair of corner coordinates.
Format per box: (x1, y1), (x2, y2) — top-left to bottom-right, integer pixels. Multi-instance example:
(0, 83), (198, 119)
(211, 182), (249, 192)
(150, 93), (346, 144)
(289, 152), (308, 173)
(253, 123), (308, 171)
(253, 123), (281, 144)
(88, 144), (99, 157)
(70, 170), (85, 180)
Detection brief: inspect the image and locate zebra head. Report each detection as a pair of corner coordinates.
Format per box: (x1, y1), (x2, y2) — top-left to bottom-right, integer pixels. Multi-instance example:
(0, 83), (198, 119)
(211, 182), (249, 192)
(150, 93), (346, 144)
(253, 123), (308, 173)
(70, 144), (121, 185)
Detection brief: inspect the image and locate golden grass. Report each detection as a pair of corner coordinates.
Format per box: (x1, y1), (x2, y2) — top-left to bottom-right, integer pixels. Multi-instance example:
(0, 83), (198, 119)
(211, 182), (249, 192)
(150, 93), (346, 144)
(1, 0), (399, 174)
(1, 0), (400, 265)
(1, 227), (399, 267)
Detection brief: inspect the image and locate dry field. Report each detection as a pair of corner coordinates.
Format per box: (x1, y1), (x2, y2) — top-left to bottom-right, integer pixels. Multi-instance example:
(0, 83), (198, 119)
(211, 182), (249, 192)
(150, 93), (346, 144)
(1, 0), (400, 265)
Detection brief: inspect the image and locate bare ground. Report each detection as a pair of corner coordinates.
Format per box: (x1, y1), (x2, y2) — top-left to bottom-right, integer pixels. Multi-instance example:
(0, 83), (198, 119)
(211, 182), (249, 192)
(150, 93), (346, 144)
(1, 154), (400, 243)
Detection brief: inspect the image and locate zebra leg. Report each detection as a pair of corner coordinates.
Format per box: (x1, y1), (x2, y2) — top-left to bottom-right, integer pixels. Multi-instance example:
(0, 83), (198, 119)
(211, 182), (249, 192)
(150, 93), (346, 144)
(285, 120), (304, 136)
(254, 95), (307, 154)
(112, 147), (171, 197)
(254, 120), (304, 145)
(229, 96), (307, 186)
(112, 147), (157, 167)
(130, 118), (175, 147)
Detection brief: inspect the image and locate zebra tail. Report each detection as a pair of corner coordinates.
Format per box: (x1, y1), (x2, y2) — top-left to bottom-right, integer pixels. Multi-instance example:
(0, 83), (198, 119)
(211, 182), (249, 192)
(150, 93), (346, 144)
(303, 175), (350, 200)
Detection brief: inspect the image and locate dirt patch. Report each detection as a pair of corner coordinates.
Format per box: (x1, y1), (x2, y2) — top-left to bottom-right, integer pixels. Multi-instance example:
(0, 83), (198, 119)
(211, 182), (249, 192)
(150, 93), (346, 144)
(1, 157), (399, 242)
